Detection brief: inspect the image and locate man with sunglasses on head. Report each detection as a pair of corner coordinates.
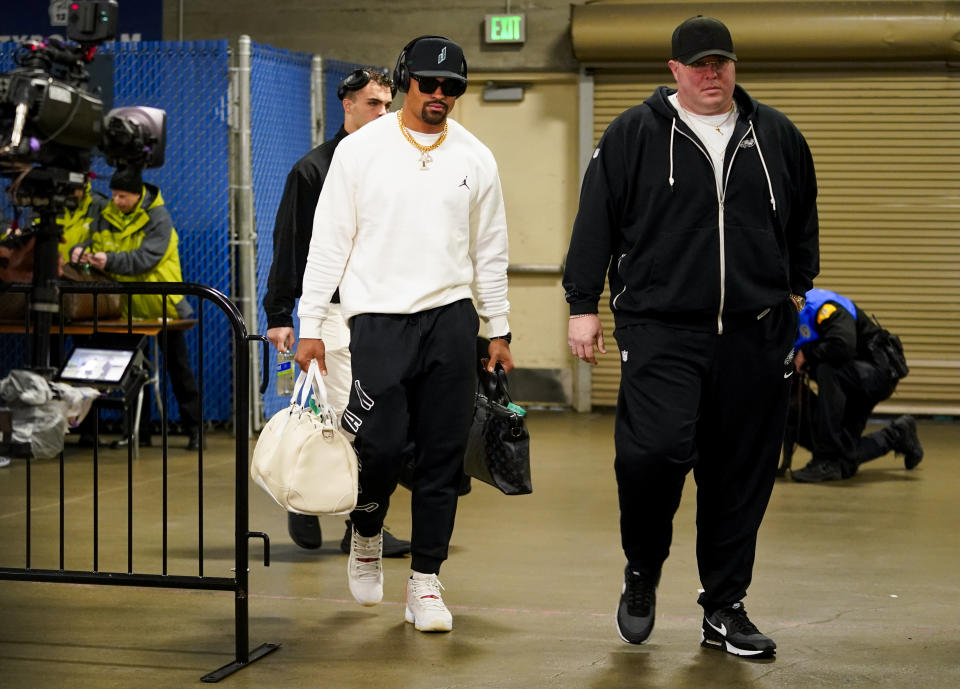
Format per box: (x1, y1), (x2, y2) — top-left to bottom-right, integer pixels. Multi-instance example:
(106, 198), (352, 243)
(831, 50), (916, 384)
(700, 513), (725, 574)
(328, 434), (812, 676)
(564, 16), (819, 657)
(294, 35), (513, 633)
(263, 67), (410, 556)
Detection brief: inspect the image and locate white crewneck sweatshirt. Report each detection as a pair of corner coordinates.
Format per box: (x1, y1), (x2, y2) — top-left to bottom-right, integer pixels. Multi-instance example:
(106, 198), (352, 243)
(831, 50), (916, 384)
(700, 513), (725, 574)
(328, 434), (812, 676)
(297, 112), (511, 339)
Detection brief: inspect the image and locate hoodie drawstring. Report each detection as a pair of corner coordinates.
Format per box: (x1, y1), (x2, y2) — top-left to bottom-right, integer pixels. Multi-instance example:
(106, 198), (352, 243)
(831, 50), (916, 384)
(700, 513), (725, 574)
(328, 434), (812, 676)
(749, 121), (777, 213)
(668, 114), (775, 215)
(668, 118), (677, 187)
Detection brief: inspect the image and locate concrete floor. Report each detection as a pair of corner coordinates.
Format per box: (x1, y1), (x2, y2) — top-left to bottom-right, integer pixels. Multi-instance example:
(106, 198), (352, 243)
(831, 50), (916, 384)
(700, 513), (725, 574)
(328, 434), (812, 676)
(1, 412), (958, 688)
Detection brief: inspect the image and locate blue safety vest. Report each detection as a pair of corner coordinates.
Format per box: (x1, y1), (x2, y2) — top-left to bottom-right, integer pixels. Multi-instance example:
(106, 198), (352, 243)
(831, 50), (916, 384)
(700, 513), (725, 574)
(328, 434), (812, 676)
(795, 288), (857, 348)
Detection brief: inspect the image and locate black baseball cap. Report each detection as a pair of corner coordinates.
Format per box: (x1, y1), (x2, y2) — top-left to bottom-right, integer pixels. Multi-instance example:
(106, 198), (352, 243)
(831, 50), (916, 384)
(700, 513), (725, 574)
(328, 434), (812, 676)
(672, 16), (738, 65)
(405, 36), (467, 83)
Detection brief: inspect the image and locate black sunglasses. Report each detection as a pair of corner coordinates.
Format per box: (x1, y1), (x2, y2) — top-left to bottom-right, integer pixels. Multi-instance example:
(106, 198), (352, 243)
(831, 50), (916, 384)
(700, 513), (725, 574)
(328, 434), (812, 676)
(338, 69), (393, 100)
(412, 75), (467, 97)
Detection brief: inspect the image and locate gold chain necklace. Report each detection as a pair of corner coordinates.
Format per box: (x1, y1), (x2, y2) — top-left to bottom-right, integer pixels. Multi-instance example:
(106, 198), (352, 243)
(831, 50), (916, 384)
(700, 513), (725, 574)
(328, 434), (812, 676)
(684, 104), (736, 133)
(397, 111), (448, 170)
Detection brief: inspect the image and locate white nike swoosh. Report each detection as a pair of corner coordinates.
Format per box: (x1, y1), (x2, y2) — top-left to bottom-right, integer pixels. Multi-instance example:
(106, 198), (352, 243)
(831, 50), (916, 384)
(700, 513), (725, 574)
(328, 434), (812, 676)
(784, 371), (794, 379)
(706, 619), (727, 636)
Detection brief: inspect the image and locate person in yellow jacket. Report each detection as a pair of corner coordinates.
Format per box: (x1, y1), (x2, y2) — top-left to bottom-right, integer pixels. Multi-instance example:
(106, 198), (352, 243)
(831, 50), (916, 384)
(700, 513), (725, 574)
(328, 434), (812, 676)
(70, 168), (203, 450)
(57, 181), (109, 265)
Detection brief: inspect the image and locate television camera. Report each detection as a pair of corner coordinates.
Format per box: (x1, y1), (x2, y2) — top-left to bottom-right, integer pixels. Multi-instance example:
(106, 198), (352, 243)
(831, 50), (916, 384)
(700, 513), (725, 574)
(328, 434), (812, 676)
(0, 0), (167, 373)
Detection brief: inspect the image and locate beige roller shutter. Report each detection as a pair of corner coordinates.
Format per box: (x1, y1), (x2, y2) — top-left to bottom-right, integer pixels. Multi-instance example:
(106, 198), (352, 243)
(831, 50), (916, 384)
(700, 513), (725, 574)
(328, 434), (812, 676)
(590, 68), (960, 414)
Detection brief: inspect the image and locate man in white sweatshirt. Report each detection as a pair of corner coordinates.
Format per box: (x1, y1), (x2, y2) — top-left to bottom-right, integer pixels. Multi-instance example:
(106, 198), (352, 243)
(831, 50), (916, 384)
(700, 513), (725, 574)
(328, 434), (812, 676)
(294, 35), (513, 633)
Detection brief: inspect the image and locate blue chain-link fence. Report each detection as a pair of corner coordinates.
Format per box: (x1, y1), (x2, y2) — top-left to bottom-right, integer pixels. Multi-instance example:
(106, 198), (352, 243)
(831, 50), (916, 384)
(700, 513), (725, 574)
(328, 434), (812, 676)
(250, 42), (313, 419)
(97, 41), (232, 425)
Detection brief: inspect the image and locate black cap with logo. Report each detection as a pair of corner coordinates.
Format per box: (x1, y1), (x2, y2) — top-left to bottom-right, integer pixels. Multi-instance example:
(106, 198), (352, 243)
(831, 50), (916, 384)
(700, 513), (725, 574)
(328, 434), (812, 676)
(671, 16), (738, 65)
(404, 36), (467, 83)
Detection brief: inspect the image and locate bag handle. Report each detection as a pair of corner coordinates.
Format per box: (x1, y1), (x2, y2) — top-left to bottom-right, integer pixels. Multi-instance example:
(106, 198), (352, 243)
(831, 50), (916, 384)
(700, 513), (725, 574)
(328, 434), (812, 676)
(295, 359), (342, 431)
(289, 368), (310, 408)
(478, 362), (514, 406)
(296, 359), (330, 408)
(288, 359), (327, 407)
(494, 366), (512, 404)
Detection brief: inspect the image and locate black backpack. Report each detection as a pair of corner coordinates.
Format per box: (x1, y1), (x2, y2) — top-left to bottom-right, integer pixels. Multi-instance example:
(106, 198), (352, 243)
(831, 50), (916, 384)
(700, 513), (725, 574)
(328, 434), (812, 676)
(865, 315), (909, 381)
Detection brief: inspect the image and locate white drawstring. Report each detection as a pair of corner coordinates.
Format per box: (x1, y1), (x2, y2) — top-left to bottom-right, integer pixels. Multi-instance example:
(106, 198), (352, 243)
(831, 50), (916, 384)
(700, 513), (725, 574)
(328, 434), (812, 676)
(749, 121), (777, 213)
(668, 118), (677, 187)
(669, 114), (775, 214)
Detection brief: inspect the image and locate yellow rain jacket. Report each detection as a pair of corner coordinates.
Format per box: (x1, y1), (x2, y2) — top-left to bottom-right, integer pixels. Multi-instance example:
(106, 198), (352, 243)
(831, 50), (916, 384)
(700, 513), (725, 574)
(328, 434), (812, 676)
(57, 184), (108, 264)
(83, 183), (193, 320)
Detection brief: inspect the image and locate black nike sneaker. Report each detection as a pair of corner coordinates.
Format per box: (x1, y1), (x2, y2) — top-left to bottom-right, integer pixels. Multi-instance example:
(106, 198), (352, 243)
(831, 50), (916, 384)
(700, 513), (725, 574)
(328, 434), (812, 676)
(701, 602), (776, 658)
(616, 565), (659, 644)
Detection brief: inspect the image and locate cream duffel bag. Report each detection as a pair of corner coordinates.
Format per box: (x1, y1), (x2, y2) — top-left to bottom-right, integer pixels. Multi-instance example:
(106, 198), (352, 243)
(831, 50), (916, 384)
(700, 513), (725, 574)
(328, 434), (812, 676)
(251, 359), (358, 515)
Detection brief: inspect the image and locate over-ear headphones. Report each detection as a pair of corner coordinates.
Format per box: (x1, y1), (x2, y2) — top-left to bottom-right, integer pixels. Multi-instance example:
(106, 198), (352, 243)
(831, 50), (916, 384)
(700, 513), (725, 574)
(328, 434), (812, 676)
(337, 69), (372, 101)
(337, 68), (396, 100)
(393, 35), (458, 94)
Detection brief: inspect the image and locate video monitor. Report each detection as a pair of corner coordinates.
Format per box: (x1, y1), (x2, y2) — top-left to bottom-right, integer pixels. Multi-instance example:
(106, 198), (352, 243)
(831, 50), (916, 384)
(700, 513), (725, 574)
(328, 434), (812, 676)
(57, 346), (138, 388)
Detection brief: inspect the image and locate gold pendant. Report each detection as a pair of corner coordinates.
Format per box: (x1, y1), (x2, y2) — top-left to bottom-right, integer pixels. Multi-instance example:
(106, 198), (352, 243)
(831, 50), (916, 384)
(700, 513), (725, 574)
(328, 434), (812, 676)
(418, 151), (433, 170)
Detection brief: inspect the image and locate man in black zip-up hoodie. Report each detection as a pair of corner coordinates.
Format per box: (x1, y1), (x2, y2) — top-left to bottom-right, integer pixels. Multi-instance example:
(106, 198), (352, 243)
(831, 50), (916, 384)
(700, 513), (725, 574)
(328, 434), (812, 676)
(564, 16), (819, 658)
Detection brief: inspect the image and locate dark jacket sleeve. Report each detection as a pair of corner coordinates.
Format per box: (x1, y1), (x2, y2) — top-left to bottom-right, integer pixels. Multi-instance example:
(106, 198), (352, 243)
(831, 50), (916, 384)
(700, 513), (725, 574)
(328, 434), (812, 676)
(263, 163), (322, 329)
(104, 206), (173, 276)
(785, 127), (819, 296)
(801, 301), (857, 370)
(562, 114), (631, 315)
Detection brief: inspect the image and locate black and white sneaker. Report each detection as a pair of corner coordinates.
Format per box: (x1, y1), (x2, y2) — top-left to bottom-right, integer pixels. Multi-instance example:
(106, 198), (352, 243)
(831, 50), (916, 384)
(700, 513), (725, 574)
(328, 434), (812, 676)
(616, 566), (659, 644)
(701, 602), (776, 658)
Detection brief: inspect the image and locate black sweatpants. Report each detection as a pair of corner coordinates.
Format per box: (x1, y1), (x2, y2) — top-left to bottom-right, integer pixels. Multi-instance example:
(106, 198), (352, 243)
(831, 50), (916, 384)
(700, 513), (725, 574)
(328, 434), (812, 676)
(342, 299), (479, 575)
(798, 360), (897, 476)
(613, 300), (797, 612)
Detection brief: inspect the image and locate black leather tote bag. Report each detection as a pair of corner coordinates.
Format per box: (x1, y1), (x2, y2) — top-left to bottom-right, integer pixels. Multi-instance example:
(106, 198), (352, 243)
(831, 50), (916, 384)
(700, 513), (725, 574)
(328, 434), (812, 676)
(463, 363), (532, 495)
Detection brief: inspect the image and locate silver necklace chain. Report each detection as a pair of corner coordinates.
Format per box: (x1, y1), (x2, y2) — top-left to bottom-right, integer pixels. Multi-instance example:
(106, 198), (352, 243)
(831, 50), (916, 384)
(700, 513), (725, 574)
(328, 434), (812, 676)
(682, 103), (737, 134)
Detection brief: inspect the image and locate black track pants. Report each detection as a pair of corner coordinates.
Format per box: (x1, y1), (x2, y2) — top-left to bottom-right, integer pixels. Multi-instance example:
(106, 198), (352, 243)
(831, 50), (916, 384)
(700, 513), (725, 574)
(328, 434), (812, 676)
(342, 299), (479, 574)
(613, 301), (797, 611)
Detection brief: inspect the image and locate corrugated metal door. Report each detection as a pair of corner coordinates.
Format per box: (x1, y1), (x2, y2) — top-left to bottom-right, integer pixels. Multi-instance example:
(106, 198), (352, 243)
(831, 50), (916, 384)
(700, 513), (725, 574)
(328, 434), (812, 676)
(590, 68), (960, 413)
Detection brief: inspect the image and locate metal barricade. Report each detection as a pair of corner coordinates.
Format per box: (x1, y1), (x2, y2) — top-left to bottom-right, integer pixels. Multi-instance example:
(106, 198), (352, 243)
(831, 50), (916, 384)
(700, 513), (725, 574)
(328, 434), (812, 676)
(0, 280), (278, 682)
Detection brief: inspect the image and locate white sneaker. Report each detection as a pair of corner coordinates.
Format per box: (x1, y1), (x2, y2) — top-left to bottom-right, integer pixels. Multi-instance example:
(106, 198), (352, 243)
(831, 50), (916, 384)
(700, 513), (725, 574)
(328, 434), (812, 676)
(404, 573), (453, 632)
(0, 457), (10, 468)
(347, 529), (383, 606)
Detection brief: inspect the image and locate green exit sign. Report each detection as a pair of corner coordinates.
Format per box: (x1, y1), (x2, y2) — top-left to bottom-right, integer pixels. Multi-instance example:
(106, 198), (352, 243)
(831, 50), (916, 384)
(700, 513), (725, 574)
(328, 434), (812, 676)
(485, 14), (526, 44)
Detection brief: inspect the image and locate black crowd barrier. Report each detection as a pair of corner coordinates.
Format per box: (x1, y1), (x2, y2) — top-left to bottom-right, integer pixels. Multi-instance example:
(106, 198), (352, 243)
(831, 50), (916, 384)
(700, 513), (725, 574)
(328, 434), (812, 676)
(0, 280), (278, 682)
